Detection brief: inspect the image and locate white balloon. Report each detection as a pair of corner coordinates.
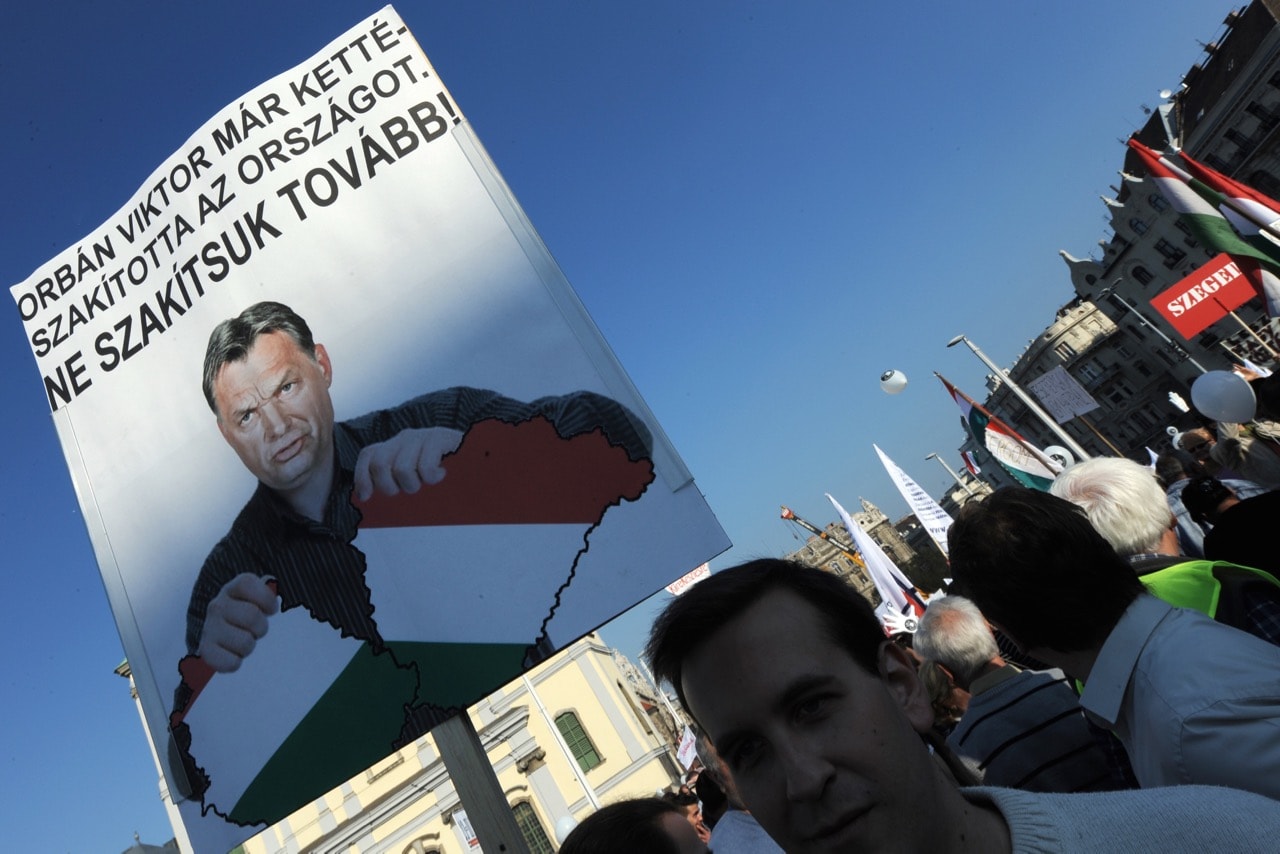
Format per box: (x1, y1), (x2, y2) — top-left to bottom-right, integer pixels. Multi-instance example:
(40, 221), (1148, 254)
(554, 816), (580, 843)
(880, 369), (908, 394)
(1190, 370), (1256, 423)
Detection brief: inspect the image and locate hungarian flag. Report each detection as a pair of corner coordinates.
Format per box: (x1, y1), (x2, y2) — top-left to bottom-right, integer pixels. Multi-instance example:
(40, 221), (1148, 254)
(1127, 138), (1280, 315)
(960, 450), (982, 477)
(937, 374), (1059, 491)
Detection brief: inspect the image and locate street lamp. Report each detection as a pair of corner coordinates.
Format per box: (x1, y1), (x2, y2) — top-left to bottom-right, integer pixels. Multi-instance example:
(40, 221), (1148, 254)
(946, 334), (1093, 461)
(1096, 284), (1209, 374)
(926, 452), (976, 497)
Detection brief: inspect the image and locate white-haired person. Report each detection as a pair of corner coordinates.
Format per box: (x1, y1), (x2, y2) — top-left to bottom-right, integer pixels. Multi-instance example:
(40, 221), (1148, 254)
(1051, 455), (1280, 646)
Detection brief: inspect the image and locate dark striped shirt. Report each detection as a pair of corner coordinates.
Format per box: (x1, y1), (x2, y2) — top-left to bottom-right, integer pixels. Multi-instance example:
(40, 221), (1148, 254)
(949, 667), (1136, 793)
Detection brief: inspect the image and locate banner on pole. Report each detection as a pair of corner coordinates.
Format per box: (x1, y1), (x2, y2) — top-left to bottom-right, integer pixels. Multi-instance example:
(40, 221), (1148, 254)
(1151, 253), (1256, 339)
(872, 445), (953, 557)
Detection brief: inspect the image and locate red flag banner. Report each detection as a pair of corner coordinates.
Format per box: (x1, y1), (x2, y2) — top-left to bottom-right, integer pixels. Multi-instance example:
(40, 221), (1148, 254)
(1151, 253), (1256, 339)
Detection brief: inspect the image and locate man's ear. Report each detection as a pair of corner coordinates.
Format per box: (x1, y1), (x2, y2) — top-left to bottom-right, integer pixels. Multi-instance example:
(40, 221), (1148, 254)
(879, 641), (935, 734)
(314, 343), (333, 386)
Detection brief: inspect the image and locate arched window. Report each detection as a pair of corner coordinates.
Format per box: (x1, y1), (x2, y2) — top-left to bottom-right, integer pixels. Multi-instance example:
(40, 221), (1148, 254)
(555, 711), (603, 771)
(513, 801), (555, 854)
(1133, 266), (1154, 286)
(1148, 193), (1169, 212)
(1129, 217), (1148, 235)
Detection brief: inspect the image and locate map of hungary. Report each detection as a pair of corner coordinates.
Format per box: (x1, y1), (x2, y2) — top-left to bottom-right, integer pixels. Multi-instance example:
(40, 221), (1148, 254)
(171, 415), (654, 826)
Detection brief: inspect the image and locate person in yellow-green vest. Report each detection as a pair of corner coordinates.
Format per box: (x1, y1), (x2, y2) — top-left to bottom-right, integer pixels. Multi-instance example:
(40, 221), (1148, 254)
(1051, 456), (1280, 646)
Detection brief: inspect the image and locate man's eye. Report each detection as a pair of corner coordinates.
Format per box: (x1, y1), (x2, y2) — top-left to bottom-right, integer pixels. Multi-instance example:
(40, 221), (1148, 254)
(239, 411), (254, 427)
(280, 381), (296, 395)
(795, 696), (830, 721)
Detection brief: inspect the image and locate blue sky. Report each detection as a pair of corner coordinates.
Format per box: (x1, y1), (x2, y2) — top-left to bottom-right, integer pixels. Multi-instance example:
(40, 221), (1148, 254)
(1, 1), (1232, 850)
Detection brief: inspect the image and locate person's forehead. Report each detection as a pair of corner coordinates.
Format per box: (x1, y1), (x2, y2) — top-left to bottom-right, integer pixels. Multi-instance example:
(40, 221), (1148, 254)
(216, 332), (304, 382)
(213, 332), (308, 407)
(683, 589), (868, 711)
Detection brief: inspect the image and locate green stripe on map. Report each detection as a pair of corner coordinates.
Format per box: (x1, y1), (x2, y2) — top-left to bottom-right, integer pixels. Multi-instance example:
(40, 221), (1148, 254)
(228, 640), (528, 825)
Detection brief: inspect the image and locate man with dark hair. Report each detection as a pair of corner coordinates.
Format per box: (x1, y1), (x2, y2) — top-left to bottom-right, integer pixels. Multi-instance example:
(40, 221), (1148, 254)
(189, 300), (652, 672)
(1183, 474), (1280, 577)
(645, 558), (1280, 853)
(560, 797), (707, 854)
(1153, 450), (1265, 557)
(949, 488), (1280, 799)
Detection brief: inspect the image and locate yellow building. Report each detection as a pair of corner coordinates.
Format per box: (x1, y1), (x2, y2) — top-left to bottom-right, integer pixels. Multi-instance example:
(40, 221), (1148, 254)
(125, 634), (685, 853)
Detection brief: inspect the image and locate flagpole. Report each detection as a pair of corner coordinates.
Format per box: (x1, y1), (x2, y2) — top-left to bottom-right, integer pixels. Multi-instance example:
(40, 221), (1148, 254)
(1077, 414), (1127, 457)
(925, 452), (976, 497)
(946, 335), (1094, 461)
(1097, 287), (1211, 373)
(936, 372), (1065, 477)
(1212, 298), (1280, 359)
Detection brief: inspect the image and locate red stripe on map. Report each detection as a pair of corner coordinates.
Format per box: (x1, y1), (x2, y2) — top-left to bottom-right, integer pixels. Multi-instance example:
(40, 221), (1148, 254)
(354, 417), (654, 527)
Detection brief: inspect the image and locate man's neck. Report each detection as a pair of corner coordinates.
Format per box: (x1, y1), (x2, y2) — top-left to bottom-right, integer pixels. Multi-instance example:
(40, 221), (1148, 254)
(1039, 647), (1098, 683)
(930, 768), (1013, 853)
(280, 462), (336, 522)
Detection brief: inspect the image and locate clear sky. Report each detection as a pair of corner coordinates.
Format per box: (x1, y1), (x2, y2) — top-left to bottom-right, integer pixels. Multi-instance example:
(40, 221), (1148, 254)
(1, 1), (1233, 850)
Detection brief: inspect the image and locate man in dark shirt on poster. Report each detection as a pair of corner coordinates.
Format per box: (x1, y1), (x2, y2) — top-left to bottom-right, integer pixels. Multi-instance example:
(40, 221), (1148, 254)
(185, 300), (652, 674)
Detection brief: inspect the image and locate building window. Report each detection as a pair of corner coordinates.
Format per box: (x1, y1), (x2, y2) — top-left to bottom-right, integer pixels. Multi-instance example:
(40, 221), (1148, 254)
(1078, 361), (1102, 382)
(1148, 193), (1169, 213)
(1251, 169), (1280, 198)
(1154, 238), (1186, 268)
(1054, 341), (1077, 360)
(1174, 220), (1199, 247)
(555, 711), (603, 772)
(1132, 266), (1154, 286)
(1129, 217), (1148, 235)
(512, 802), (555, 854)
(1135, 360), (1152, 377)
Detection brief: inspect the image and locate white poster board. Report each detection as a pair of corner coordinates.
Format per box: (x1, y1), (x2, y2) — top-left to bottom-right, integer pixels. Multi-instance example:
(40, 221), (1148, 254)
(1026, 365), (1100, 423)
(9, 8), (728, 851)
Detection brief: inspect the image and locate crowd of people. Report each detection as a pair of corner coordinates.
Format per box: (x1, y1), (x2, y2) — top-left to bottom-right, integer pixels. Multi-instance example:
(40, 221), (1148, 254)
(561, 387), (1280, 852)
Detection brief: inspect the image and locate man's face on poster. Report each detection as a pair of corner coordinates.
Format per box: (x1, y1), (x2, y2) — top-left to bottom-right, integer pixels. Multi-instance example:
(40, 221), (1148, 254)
(213, 330), (336, 496)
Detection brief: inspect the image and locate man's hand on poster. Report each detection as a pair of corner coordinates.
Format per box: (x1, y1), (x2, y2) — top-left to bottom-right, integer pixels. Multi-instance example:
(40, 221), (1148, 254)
(353, 426), (465, 501)
(198, 573), (280, 673)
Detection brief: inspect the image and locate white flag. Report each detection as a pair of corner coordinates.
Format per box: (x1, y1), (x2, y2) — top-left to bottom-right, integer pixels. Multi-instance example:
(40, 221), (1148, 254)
(873, 445), (953, 557)
(826, 493), (922, 618)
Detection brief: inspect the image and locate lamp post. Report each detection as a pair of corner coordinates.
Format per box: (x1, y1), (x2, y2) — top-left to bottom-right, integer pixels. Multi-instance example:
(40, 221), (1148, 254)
(946, 334), (1093, 461)
(925, 452), (976, 497)
(1097, 285), (1209, 374)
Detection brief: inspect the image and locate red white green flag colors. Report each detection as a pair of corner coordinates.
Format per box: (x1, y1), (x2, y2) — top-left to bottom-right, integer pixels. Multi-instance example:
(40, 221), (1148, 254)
(1126, 138), (1280, 315)
(936, 374), (1059, 491)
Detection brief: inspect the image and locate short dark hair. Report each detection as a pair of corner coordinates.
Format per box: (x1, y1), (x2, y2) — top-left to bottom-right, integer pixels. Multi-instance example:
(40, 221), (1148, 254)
(644, 558), (885, 715)
(202, 301), (317, 415)
(559, 798), (686, 854)
(1253, 374), (1280, 421)
(1154, 449), (1205, 488)
(1181, 475), (1235, 525)
(947, 487), (1143, 653)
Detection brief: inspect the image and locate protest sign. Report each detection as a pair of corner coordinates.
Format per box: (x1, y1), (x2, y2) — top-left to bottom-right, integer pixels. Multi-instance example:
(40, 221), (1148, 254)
(9, 8), (728, 851)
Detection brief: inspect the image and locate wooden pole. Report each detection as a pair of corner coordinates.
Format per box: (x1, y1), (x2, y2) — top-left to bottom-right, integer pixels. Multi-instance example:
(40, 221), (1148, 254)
(1227, 308), (1280, 359)
(434, 714), (530, 853)
(1077, 414), (1126, 458)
